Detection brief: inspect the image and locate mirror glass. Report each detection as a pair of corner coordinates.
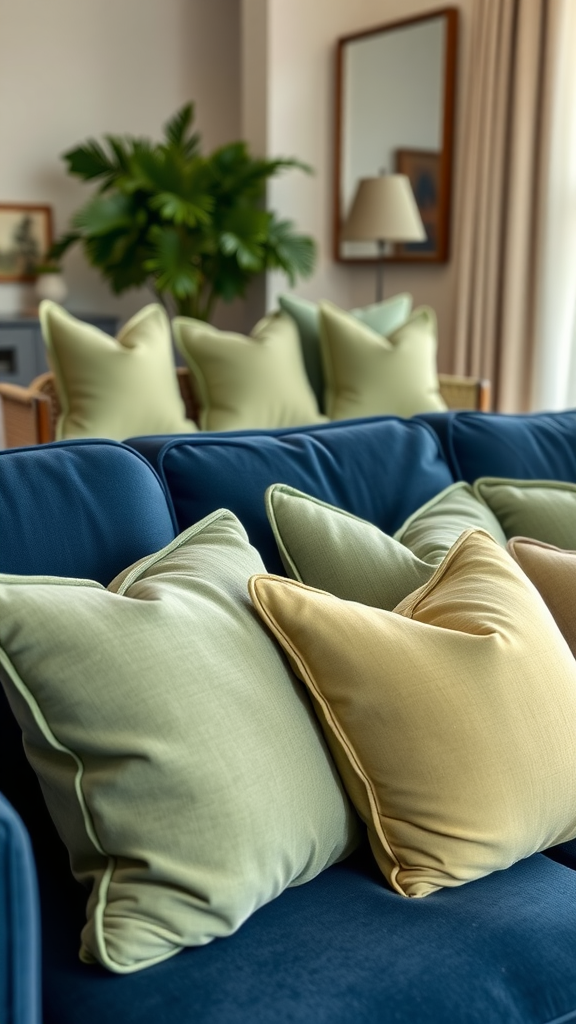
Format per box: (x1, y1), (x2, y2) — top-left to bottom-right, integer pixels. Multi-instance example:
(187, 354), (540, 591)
(334, 8), (458, 263)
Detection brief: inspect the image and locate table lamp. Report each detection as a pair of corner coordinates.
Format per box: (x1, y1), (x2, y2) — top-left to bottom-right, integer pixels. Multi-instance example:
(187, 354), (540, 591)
(342, 174), (426, 301)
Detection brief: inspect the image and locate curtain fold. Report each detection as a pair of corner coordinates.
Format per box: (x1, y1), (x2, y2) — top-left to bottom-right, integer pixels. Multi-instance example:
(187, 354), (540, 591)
(530, 0), (576, 411)
(452, 0), (558, 412)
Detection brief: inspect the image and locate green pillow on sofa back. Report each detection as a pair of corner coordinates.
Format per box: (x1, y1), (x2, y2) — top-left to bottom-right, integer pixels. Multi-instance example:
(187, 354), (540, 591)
(278, 292), (413, 409)
(40, 301), (196, 440)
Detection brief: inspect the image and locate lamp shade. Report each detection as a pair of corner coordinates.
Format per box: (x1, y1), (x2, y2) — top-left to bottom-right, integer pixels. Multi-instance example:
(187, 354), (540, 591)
(342, 174), (427, 243)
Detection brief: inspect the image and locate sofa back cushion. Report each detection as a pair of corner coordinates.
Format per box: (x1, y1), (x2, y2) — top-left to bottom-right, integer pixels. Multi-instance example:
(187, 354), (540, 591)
(420, 410), (576, 482)
(129, 417), (455, 576)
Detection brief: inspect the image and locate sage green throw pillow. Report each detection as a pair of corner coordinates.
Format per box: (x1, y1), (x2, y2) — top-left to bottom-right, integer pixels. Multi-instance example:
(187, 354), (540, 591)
(473, 478), (576, 548)
(173, 312), (326, 431)
(278, 292), (413, 408)
(395, 483), (507, 564)
(319, 301), (447, 420)
(266, 484), (434, 609)
(0, 511), (358, 974)
(265, 482), (506, 610)
(39, 301), (196, 440)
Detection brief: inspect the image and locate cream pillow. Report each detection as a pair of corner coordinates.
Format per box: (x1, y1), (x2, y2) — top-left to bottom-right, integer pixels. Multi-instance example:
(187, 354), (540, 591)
(39, 301), (196, 440)
(250, 530), (576, 898)
(173, 311), (327, 431)
(319, 301), (447, 420)
(0, 512), (357, 973)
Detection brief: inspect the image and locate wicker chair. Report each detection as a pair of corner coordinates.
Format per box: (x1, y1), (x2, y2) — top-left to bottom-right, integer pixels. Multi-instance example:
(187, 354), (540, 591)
(0, 369), (490, 450)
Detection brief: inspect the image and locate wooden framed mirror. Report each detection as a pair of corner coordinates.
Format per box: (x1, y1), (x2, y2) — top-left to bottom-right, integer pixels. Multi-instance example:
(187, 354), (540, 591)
(334, 7), (458, 264)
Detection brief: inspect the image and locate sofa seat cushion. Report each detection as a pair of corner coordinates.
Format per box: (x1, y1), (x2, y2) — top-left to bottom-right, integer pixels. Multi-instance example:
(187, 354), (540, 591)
(39, 846), (576, 1024)
(420, 409), (576, 482)
(0, 513), (357, 973)
(128, 417), (455, 576)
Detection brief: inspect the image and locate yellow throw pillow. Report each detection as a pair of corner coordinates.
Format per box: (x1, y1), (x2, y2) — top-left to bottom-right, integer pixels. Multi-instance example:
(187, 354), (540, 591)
(507, 537), (576, 658)
(249, 530), (576, 898)
(40, 301), (196, 440)
(319, 300), (447, 420)
(173, 311), (327, 431)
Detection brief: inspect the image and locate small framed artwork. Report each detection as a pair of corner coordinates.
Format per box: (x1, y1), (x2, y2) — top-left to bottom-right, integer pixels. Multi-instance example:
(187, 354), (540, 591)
(394, 150), (443, 259)
(0, 203), (53, 282)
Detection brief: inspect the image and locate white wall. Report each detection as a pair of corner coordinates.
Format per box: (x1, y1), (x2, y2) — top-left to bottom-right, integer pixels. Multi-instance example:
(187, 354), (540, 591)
(0, 0), (241, 325)
(253, 0), (475, 372)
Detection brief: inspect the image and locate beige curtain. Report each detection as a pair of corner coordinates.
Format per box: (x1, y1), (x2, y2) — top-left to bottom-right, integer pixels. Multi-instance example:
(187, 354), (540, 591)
(452, 0), (561, 412)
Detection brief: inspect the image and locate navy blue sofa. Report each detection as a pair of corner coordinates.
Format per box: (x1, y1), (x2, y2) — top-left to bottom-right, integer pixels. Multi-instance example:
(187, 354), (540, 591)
(3, 409), (576, 1024)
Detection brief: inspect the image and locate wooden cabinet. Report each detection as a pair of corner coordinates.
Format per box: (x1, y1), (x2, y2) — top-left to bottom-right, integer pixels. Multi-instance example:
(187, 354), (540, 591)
(0, 314), (118, 387)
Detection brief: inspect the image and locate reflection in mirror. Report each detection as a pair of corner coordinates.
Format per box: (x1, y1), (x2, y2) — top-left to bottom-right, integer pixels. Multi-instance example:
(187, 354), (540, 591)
(334, 8), (458, 263)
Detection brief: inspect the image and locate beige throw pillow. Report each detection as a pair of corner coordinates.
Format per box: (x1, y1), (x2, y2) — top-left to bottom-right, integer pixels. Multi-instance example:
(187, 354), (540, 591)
(250, 530), (576, 898)
(507, 537), (576, 658)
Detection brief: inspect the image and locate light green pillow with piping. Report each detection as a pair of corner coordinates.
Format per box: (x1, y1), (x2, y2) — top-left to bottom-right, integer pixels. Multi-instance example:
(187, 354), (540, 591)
(0, 511), (358, 974)
(173, 311), (326, 431)
(39, 301), (196, 440)
(473, 478), (576, 548)
(319, 301), (447, 420)
(265, 482), (506, 610)
(278, 292), (413, 409)
(395, 482), (507, 564)
(266, 484), (434, 610)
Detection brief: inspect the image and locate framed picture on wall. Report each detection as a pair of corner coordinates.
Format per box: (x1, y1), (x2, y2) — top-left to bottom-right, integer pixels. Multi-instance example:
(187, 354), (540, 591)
(0, 203), (53, 282)
(394, 150), (441, 258)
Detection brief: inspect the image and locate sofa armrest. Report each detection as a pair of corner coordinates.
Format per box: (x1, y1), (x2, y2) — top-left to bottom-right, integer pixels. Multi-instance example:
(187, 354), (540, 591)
(0, 381), (55, 449)
(438, 374), (491, 412)
(0, 793), (41, 1024)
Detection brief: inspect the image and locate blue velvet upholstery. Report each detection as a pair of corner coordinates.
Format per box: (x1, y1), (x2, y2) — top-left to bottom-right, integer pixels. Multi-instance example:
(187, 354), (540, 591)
(420, 409), (576, 483)
(39, 844), (576, 1024)
(128, 418), (455, 576)
(0, 439), (176, 582)
(0, 795), (41, 1024)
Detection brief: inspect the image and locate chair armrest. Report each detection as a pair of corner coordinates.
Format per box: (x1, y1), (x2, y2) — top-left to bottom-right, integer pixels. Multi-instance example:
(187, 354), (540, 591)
(438, 374), (491, 412)
(0, 383), (55, 448)
(0, 793), (41, 1024)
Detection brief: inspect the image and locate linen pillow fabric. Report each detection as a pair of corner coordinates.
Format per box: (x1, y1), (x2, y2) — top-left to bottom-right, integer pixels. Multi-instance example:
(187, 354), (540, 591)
(278, 292), (413, 408)
(39, 301), (196, 440)
(319, 301), (447, 420)
(507, 537), (576, 658)
(265, 483), (435, 609)
(265, 481), (506, 609)
(394, 481), (507, 564)
(249, 529), (576, 898)
(0, 511), (358, 974)
(173, 311), (326, 431)
(473, 478), (576, 548)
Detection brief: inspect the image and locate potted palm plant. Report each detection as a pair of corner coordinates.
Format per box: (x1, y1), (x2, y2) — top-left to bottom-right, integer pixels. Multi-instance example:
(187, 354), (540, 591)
(50, 104), (316, 321)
